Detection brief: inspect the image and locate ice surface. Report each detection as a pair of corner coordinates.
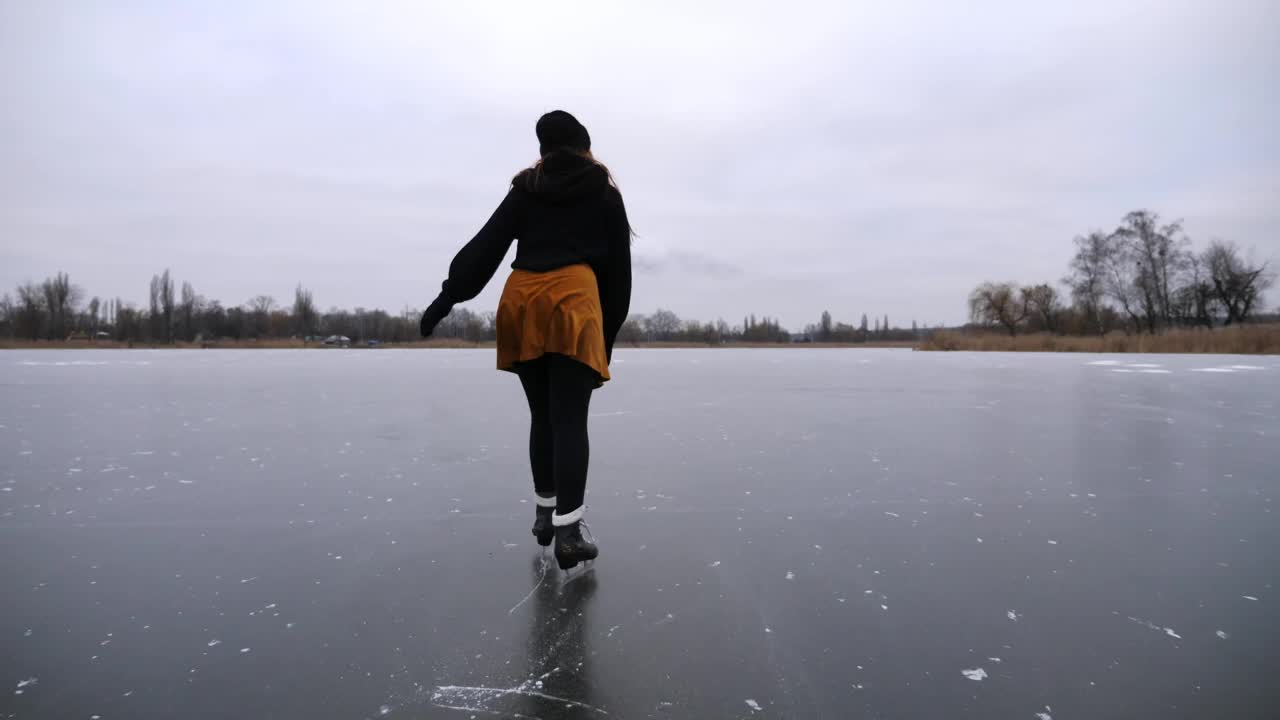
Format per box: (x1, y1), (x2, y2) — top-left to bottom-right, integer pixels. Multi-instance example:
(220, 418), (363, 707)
(1, 348), (1277, 718)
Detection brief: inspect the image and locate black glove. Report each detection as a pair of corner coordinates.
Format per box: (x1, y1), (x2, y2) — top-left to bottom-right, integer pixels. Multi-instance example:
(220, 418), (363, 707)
(419, 297), (453, 338)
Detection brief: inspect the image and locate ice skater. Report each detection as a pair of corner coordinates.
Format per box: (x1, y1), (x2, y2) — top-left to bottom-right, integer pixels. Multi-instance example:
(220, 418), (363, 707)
(419, 110), (632, 570)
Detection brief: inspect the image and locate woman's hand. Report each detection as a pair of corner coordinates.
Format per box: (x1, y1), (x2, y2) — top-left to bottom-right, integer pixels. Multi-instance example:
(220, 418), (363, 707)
(419, 297), (453, 338)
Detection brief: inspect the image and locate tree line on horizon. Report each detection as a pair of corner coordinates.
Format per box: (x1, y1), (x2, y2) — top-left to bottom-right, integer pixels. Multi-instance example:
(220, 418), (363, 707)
(1, 272), (924, 345)
(967, 210), (1275, 336)
(1, 272), (423, 345)
(2, 271), (929, 346)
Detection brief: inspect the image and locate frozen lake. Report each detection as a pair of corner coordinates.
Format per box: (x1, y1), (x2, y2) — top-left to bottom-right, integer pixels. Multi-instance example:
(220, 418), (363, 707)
(2, 348), (1277, 719)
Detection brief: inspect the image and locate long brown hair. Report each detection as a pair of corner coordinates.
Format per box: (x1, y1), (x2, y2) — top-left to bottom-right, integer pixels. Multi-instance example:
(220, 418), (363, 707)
(523, 150), (634, 239)
(527, 149), (622, 191)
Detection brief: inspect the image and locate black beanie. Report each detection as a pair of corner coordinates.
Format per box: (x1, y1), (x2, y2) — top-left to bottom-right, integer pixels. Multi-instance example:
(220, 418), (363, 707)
(536, 110), (591, 157)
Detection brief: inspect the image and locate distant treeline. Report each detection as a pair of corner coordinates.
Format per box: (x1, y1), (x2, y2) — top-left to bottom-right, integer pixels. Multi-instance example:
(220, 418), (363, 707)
(967, 209), (1275, 336)
(2, 273), (424, 345)
(1, 273), (923, 346)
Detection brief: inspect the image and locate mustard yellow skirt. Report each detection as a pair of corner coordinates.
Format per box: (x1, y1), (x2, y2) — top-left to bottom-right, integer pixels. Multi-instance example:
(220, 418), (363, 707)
(496, 263), (610, 384)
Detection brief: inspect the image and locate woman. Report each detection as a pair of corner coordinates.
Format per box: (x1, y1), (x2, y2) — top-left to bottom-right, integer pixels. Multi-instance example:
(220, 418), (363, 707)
(419, 110), (632, 570)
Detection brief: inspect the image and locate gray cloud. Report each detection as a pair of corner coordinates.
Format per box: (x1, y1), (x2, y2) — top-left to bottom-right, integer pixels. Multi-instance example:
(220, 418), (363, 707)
(2, 0), (1277, 328)
(633, 249), (743, 278)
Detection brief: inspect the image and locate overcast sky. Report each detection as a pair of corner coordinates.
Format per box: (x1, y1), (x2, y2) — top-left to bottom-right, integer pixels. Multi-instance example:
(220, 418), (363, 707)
(2, 0), (1277, 328)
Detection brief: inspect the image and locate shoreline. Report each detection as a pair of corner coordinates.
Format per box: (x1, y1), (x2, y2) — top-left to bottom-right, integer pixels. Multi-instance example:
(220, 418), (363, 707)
(0, 339), (917, 351)
(3, 325), (1278, 355)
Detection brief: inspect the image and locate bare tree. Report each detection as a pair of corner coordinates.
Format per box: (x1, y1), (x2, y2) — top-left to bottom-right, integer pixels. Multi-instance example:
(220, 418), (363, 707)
(292, 285), (317, 337)
(969, 281), (1027, 336)
(87, 296), (102, 338)
(248, 295), (275, 338)
(818, 310), (832, 342)
(0, 293), (13, 337)
(41, 272), (81, 340)
(16, 282), (46, 340)
(148, 272), (174, 343)
(1112, 210), (1188, 332)
(645, 308), (681, 341)
(1066, 231), (1113, 335)
(1022, 284), (1061, 333)
(1098, 232), (1144, 333)
(1203, 240), (1273, 325)
(481, 311), (497, 341)
(435, 306), (485, 342)
(158, 270), (175, 343)
(249, 295), (276, 315)
(1171, 252), (1216, 328)
(617, 316), (645, 344)
(177, 282), (198, 341)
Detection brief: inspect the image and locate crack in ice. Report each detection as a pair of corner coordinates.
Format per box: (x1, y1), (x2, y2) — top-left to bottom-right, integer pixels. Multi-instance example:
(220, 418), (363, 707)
(432, 676), (609, 717)
(509, 554), (550, 615)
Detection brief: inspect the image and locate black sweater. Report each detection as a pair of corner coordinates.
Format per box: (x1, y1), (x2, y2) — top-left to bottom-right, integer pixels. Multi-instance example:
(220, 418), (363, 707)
(427, 153), (632, 359)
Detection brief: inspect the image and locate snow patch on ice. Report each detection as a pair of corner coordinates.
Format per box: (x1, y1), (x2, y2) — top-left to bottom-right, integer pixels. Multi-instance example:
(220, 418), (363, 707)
(961, 668), (987, 681)
(1216, 630), (1229, 639)
(1007, 610), (1019, 622)
(1128, 616), (1181, 640)
(1243, 595), (1259, 601)
(18, 360), (108, 366)
(745, 699), (763, 712)
(1087, 360), (1122, 366)
(785, 571), (795, 580)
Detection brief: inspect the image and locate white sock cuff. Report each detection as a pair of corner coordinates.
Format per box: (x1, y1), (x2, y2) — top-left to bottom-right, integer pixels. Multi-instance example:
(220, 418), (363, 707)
(551, 506), (584, 526)
(535, 495), (557, 508)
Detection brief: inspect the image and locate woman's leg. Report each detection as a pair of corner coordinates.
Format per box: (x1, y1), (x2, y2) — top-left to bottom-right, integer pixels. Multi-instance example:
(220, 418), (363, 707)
(516, 357), (555, 498)
(545, 353), (596, 520)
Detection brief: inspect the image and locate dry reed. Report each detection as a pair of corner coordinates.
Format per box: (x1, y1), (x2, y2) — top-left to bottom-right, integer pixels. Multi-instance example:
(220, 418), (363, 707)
(916, 325), (1280, 355)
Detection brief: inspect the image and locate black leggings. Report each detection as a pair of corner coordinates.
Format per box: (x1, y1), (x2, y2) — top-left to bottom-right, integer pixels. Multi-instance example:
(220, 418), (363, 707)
(516, 353), (596, 516)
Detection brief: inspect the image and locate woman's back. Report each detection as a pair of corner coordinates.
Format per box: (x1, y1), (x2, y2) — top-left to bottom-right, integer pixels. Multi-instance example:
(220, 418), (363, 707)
(508, 151), (629, 275)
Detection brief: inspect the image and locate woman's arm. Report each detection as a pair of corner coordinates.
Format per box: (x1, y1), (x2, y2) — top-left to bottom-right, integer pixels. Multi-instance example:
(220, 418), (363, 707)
(421, 189), (521, 336)
(599, 194), (632, 361)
